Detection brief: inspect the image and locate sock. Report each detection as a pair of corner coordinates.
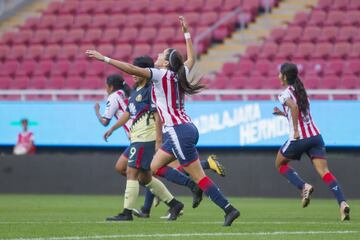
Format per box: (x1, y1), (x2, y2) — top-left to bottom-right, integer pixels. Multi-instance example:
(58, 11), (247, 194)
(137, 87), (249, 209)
(198, 176), (230, 211)
(123, 180), (139, 210)
(322, 172), (346, 205)
(146, 177), (174, 203)
(156, 166), (192, 187)
(279, 164), (306, 190)
(177, 165), (185, 173)
(201, 160), (210, 170)
(142, 188), (155, 213)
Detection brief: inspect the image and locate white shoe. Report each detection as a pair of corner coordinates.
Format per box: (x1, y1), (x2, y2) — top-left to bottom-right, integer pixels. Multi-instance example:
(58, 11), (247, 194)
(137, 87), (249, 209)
(301, 183), (314, 208)
(340, 201), (350, 221)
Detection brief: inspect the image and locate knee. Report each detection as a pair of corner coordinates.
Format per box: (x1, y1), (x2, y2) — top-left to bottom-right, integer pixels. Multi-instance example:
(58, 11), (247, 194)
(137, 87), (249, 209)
(115, 162), (127, 176)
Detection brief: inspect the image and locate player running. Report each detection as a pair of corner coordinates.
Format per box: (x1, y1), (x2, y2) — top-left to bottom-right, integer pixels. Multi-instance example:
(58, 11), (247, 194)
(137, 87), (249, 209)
(273, 62), (350, 221)
(86, 16), (240, 226)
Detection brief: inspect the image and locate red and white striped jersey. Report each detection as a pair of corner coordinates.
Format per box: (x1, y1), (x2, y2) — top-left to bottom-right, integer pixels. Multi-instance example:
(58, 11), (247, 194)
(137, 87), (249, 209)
(103, 90), (132, 134)
(17, 131), (34, 146)
(149, 67), (192, 127)
(278, 86), (320, 140)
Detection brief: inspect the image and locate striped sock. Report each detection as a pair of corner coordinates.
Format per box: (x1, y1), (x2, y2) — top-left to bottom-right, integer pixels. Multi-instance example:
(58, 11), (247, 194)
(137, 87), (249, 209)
(200, 160), (210, 170)
(279, 164), (306, 190)
(142, 188), (155, 213)
(322, 172), (346, 205)
(198, 176), (229, 211)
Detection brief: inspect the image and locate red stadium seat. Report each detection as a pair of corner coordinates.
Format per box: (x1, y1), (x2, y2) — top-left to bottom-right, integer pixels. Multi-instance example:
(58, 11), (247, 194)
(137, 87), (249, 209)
(30, 29), (51, 44)
(43, 45), (60, 61)
(77, 0), (97, 14)
(283, 26), (302, 43)
(50, 60), (70, 76)
(86, 61), (106, 77)
(45, 76), (65, 89)
(243, 45), (261, 60)
(73, 14), (92, 29)
(0, 45), (10, 62)
(107, 14), (127, 29)
(162, 13), (181, 27)
(183, 0), (205, 12)
(110, 0), (131, 14)
(147, 0), (166, 13)
(258, 42), (278, 60)
(303, 75), (321, 89)
(67, 61), (88, 76)
(253, 59), (271, 76)
(306, 60), (326, 76)
(58, 45), (78, 60)
(37, 15), (57, 29)
(163, 0), (186, 12)
(98, 44), (115, 57)
(308, 10), (327, 26)
(127, 14), (146, 28)
(0, 76), (11, 89)
(144, 13), (164, 28)
(28, 76), (47, 89)
(343, 60), (360, 75)
(268, 27), (286, 43)
(317, 26), (338, 43)
(221, 62), (237, 76)
(341, 75), (358, 89)
(22, 17), (39, 30)
(58, 0), (78, 14)
(324, 11), (344, 27)
(0, 31), (16, 45)
(90, 14), (109, 29)
(10, 76), (30, 89)
(64, 29), (85, 44)
(118, 28), (138, 44)
(137, 28), (157, 44)
(293, 43), (315, 60)
(348, 43), (360, 59)
(43, 1), (62, 14)
(323, 75), (341, 89)
(342, 10), (360, 26)
(312, 43), (333, 59)
(24, 45), (44, 61)
(0, 61), (18, 77)
(301, 26), (322, 43)
(83, 29), (103, 44)
(244, 76), (262, 89)
(100, 28), (120, 44)
(128, 0), (149, 13)
(323, 60), (345, 76)
(156, 28), (176, 44)
(64, 76), (83, 89)
(331, 42), (351, 59)
(8, 45), (26, 61)
(183, 12), (201, 27)
(331, 0), (350, 10)
(213, 26), (231, 42)
(13, 30), (33, 45)
(94, 0), (113, 14)
(53, 15), (74, 29)
(348, 0), (360, 10)
(114, 44), (133, 60)
(290, 12), (309, 27)
(204, 0), (224, 11)
(235, 60), (255, 77)
(277, 43), (296, 60)
(336, 26), (357, 42)
(33, 60), (53, 76)
(48, 29), (67, 44)
(131, 44), (152, 59)
(199, 12), (218, 26)
(223, 0), (242, 11)
(316, 0), (333, 11)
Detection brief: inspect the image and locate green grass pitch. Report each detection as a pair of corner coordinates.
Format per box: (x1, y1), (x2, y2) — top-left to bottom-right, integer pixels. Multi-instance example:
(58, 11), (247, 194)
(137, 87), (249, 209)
(0, 194), (358, 240)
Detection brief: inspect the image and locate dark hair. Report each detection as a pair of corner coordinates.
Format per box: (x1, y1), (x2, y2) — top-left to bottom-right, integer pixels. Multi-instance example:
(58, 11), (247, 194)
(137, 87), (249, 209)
(21, 119), (28, 124)
(280, 62), (309, 115)
(106, 74), (130, 97)
(165, 48), (204, 95)
(133, 55), (154, 88)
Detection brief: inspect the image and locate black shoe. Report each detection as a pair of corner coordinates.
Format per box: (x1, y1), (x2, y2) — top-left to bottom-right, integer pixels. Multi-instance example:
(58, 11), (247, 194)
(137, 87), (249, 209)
(106, 210), (133, 221)
(168, 201), (184, 221)
(223, 208), (240, 226)
(191, 185), (203, 208)
(132, 207), (150, 218)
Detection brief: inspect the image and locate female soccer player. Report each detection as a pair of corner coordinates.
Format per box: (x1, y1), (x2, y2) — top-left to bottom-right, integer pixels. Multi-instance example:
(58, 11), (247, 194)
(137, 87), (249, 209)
(273, 62), (350, 221)
(94, 74), (132, 176)
(86, 16), (239, 226)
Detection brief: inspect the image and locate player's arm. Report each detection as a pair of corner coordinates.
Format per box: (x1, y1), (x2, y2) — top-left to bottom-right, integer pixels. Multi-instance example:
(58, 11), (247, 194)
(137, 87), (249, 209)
(285, 99), (300, 139)
(104, 112), (130, 142)
(94, 103), (110, 126)
(154, 112), (163, 151)
(86, 50), (151, 79)
(179, 16), (195, 71)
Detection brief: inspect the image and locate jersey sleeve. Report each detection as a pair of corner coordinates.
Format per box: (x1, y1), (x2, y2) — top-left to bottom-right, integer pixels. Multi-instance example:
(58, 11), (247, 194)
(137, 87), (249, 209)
(278, 89), (291, 104)
(103, 95), (118, 120)
(148, 68), (166, 83)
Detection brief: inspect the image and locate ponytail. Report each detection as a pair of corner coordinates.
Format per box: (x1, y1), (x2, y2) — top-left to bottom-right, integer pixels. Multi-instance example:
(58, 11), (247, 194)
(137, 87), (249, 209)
(166, 48), (205, 95)
(280, 62), (309, 115)
(106, 74), (131, 97)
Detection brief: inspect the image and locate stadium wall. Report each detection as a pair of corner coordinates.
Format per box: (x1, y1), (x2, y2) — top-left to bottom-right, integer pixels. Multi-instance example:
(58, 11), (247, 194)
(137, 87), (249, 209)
(0, 149), (359, 198)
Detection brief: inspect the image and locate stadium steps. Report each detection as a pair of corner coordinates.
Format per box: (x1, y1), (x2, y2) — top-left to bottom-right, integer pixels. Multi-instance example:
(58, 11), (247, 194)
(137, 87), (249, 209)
(0, 0), (55, 35)
(197, 0), (318, 75)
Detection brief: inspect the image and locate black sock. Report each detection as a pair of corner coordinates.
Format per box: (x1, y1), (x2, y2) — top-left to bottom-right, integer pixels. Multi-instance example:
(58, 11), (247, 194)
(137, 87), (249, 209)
(123, 208), (132, 215)
(167, 198), (179, 208)
(224, 204), (235, 214)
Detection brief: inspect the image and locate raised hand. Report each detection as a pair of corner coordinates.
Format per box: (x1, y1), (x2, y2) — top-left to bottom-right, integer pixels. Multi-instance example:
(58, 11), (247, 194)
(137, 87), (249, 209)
(179, 16), (189, 33)
(86, 50), (104, 61)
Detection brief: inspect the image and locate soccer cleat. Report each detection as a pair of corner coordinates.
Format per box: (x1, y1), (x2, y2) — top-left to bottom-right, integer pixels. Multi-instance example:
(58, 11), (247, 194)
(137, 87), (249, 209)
(340, 201), (350, 221)
(301, 183), (314, 208)
(168, 201), (184, 221)
(160, 209), (184, 219)
(191, 185), (203, 208)
(106, 211), (133, 221)
(208, 155), (226, 177)
(132, 207), (150, 218)
(223, 208), (240, 226)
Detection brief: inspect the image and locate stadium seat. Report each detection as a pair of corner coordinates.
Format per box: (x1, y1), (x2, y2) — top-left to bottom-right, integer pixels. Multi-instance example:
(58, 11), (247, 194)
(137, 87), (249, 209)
(147, 0), (166, 13)
(308, 10), (327, 26)
(73, 14), (92, 29)
(324, 75), (341, 89)
(58, 45), (78, 60)
(342, 10), (360, 26)
(317, 26), (338, 42)
(16, 60), (37, 77)
(48, 29), (67, 44)
(33, 60), (53, 76)
(199, 12), (218, 26)
(118, 28), (138, 44)
(341, 75), (358, 89)
(128, 0), (149, 13)
(100, 28), (120, 44)
(324, 11), (344, 27)
(221, 62), (237, 76)
(64, 29), (85, 44)
(253, 59), (271, 76)
(277, 43), (296, 60)
(131, 44), (152, 59)
(53, 15), (74, 29)
(331, 42), (351, 59)
(312, 43), (333, 59)
(58, 0), (78, 14)
(348, 0), (360, 10)
(113, 44), (132, 61)
(7, 45), (26, 61)
(283, 26), (302, 43)
(13, 30), (33, 45)
(203, 0), (224, 11)
(45, 76), (65, 89)
(28, 76), (47, 89)
(64, 76), (83, 89)
(323, 60), (345, 76)
(67, 61), (88, 76)
(290, 12), (309, 27)
(268, 27), (286, 43)
(77, 0), (97, 14)
(163, 0), (186, 12)
(137, 28), (157, 44)
(343, 60), (360, 75)
(293, 43), (315, 60)
(258, 42), (278, 60)
(107, 14), (127, 28)
(0, 45), (10, 62)
(50, 60), (70, 77)
(22, 17), (39, 30)
(156, 28), (176, 44)
(243, 45), (261, 60)
(83, 29), (103, 44)
(336, 26), (357, 42)
(303, 75), (322, 89)
(127, 14), (146, 28)
(0, 76), (11, 89)
(235, 60), (255, 76)
(0, 31), (16, 45)
(348, 43), (360, 59)
(183, 0), (204, 12)
(24, 45), (44, 61)
(316, 0), (333, 11)
(143, 13), (164, 28)
(30, 29), (51, 44)
(37, 15), (57, 29)
(301, 26), (322, 42)
(94, 0), (113, 14)
(331, 0), (351, 10)
(110, 0), (130, 14)
(90, 14), (109, 29)
(43, 1), (62, 14)
(10, 76), (30, 89)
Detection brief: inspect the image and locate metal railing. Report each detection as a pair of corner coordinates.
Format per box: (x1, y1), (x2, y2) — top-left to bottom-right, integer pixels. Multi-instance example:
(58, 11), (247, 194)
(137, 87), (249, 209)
(0, 89), (359, 101)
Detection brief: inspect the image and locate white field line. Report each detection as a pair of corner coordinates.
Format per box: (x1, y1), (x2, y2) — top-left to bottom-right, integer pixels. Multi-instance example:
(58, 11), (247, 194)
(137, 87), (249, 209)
(0, 231), (358, 240)
(0, 221), (357, 225)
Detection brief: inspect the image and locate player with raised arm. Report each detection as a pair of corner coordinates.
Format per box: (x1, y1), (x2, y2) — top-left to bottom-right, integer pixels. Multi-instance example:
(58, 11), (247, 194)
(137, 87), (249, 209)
(273, 62), (350, 221)
(86, 16), (240, 226)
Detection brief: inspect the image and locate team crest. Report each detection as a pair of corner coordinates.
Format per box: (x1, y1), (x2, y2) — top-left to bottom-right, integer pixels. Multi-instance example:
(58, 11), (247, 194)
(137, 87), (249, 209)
(136, 94), (142, 102)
